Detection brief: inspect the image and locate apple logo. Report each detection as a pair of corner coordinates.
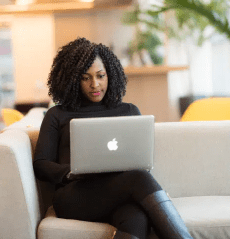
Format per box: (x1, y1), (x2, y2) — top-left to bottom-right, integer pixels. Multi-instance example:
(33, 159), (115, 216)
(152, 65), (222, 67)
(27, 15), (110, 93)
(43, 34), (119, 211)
(107, 138), (118, 151)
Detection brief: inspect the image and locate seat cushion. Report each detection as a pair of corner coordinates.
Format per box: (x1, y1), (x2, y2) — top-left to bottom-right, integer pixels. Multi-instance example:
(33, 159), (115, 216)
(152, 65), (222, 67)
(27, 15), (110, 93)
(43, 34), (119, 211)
(38, 196), (230, 239)
(172, 196), (230, 239)
(38, 206), (116, 239)
(38, 206), (160, 239)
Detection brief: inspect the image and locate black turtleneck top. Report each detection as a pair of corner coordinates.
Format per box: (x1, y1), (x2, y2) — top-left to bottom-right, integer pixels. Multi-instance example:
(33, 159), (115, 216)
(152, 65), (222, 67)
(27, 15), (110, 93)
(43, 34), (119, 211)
(33, 101), (141, 187)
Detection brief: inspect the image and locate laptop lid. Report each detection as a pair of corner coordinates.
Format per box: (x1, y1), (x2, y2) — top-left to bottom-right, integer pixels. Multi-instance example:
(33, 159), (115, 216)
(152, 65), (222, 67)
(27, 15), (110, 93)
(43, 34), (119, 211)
(70, 115), (154, 174)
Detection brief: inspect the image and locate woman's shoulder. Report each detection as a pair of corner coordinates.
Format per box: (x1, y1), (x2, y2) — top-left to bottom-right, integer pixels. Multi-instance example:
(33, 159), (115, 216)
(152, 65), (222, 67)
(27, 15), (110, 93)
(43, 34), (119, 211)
(43, 105), (67, 123)
(45, 104), (60, 116)
(41, 104), (73, 129)
(45, 104), (68, 115)
(120, 102), (141, 116)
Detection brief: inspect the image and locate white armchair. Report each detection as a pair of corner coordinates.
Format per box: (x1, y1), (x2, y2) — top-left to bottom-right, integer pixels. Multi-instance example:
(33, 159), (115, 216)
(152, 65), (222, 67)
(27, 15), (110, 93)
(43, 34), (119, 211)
(1, 107), (230, 239)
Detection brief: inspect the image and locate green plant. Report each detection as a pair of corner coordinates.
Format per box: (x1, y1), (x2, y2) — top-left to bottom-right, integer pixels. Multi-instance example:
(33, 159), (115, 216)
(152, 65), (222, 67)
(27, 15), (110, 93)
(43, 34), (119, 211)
(122, 3), (164, 65)
(123, 0), (230, 48)
(122, 0), (230, 96)
(141, 0), (230, 46)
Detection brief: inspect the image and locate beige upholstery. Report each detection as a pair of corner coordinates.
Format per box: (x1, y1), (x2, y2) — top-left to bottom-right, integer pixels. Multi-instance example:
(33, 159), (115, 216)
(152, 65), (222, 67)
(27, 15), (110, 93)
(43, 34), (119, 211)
(173, 196), (230, 238)
(38, 206), (116, 239)
(1, 107), (230, 239)
(0, 129), (41, 239)
(153, 120), (230, 198)
(4, 107), (46, 132)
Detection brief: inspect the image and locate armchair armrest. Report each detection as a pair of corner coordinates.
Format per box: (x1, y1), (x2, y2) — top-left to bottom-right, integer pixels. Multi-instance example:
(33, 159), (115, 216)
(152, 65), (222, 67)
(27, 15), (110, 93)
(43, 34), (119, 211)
(3, 107), (47, 131)
(0, 129), (41, 239)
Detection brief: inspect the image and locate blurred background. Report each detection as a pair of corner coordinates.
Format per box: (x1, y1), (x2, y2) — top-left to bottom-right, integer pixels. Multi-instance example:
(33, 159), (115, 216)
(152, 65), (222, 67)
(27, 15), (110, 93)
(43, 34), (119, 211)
(0, 0), (230, 127)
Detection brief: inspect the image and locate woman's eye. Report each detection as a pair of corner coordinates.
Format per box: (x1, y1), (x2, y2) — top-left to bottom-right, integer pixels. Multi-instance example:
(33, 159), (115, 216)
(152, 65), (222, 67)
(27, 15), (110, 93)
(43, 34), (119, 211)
(82, 77), (90, 81)
(98, 74), (105, 79)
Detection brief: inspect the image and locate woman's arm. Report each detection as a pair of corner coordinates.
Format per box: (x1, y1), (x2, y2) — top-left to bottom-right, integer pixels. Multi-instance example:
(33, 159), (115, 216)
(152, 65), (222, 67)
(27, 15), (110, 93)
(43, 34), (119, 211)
(33, 107), (70, 185)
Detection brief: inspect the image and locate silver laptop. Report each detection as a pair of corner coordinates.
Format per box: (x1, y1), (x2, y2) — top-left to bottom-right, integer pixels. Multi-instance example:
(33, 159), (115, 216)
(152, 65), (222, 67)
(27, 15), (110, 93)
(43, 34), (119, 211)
(70, 115), (154, 174)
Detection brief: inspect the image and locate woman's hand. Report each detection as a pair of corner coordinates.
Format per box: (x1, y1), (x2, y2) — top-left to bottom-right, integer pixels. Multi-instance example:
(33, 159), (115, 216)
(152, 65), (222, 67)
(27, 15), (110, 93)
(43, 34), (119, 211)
(66, 172), (78, 181)
(63, 171), (78, 184)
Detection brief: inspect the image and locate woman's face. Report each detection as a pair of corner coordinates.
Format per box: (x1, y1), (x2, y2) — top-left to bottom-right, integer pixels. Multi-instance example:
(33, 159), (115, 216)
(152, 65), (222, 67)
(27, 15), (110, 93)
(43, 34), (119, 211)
(80, 56), (108, 103)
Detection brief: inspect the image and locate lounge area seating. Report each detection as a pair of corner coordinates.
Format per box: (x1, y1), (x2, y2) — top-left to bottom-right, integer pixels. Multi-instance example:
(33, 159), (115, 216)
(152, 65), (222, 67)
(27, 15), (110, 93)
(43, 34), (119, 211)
(1, 107), (230, 239)
(180, 97), (230, 121)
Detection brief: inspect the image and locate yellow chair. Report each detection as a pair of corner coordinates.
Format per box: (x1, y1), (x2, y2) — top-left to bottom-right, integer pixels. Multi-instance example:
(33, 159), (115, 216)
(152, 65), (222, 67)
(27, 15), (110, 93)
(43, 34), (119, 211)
(180, 97), (230, 121)
(1, 108), (24, 126)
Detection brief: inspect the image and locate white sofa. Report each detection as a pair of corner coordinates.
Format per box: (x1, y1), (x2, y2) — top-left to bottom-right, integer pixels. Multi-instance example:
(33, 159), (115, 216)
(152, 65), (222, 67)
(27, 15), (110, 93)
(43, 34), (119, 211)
(1, 107), (230, 239)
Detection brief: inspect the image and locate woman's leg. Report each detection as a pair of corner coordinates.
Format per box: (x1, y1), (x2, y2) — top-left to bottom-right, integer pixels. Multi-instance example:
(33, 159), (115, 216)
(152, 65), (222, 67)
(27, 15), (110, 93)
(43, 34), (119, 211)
(101, 170), (193, 239)
(140, 190), (193, 239)
(53, 170), (192, 238)
(52, 170), (159, 222)
(110, 203), (150, 239)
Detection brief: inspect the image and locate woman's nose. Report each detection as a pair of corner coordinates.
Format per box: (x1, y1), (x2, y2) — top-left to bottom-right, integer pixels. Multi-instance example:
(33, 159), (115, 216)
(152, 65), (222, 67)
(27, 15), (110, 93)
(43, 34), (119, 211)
(91, 78), (99, 88)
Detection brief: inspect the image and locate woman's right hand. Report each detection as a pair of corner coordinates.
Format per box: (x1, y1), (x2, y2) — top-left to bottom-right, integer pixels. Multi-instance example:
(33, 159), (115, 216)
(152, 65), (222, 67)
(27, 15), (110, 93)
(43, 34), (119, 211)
(63, 171), (79, 183)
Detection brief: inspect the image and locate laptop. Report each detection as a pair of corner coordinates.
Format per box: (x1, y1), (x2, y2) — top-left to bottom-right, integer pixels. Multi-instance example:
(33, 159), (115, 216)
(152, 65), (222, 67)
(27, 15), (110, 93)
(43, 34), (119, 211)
(70, 115), (155, 174)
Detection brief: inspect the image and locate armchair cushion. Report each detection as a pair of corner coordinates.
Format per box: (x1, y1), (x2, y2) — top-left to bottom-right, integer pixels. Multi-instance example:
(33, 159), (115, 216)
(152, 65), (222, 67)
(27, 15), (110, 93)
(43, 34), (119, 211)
(38, 207), (160, 239)
(38, 206), (116, 239)
(173, 196), (230, 239)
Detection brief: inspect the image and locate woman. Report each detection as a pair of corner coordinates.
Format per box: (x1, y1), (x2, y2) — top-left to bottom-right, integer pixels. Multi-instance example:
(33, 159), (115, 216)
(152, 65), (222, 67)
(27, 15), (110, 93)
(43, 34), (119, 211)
(33, 37), (193, 239)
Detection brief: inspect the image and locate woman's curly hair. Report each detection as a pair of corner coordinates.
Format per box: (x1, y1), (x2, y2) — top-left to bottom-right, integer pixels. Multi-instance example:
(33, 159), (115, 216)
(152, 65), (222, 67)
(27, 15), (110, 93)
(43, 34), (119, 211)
(47, 37), (127, 111)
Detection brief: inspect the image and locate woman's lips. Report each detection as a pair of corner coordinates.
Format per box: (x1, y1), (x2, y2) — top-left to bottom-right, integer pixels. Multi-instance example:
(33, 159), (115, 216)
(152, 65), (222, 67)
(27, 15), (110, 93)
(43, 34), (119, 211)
(92, 91), (101, 96)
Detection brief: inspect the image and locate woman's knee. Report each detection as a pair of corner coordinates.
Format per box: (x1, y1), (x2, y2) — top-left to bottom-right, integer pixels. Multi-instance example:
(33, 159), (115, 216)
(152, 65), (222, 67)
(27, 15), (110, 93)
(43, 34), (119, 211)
(128, 169), (153, 181)
(127, 170), (162, 201)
